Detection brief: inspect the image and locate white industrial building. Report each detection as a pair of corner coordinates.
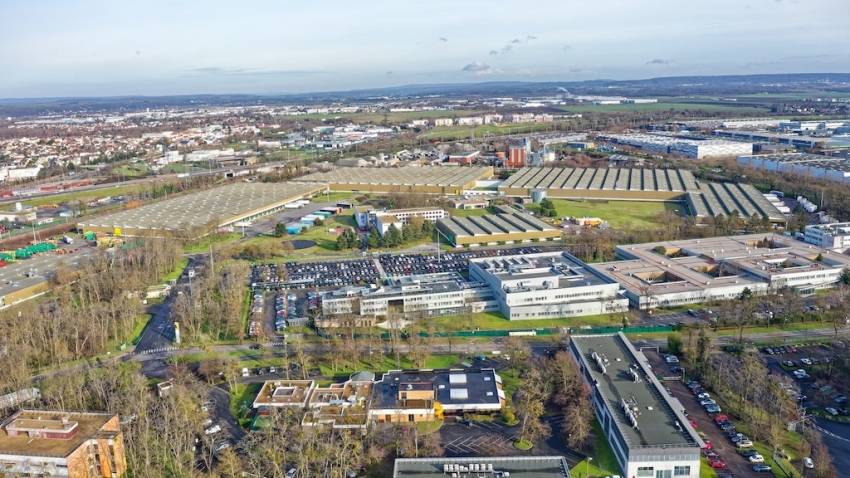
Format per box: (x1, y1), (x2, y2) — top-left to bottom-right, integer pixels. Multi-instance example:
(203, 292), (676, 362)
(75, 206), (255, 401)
(590, 234), (850, 309)
(598, 133), (753, 159)
(321, 272), (497, 318)
(805, 222), (850, 250)
(737, 153), (850, 185)
(469, 251), (629, 320)
(570, 333), (703, 478)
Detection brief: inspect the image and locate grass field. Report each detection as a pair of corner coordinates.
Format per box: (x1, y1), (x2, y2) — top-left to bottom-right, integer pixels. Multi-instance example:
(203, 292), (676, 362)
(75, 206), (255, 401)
(161, 257), (189, 282)
(184, 232), (241, 254)
(556, 101), (768, 114)
(528, 198), (681, 229)
(277, 109), (488, 124)
(317, 354), (461, 379)
(418, 122), (567, 141)
(447, 207), (493, 217)
(12, 183), (147, 208)
(570, 419), (620, 478)
(416, 311), (625, 333)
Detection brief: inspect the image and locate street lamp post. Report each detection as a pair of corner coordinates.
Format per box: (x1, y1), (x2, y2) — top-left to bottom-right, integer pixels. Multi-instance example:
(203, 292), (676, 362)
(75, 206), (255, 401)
(586, 457), (593, 478)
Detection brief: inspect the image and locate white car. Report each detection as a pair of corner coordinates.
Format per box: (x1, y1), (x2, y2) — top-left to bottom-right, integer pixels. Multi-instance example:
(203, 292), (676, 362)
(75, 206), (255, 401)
(803, 457), (814, 469)
(748, 454), (765, 464)
(204, 424), (221, 435)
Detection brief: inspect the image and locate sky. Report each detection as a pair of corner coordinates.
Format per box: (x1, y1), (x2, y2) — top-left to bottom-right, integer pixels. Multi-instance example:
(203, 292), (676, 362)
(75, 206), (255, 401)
(1, 0), (849, 98)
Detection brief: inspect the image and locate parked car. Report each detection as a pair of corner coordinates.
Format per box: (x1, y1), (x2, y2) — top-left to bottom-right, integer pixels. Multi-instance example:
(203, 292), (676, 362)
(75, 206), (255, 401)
(708, 459), (726, 469)
(705, 404), (722, 413)
(752, 464), (772, 472)
(736, 439), (754, 448)
(825, 407), (839, 416)
(204, 424), (221, 435)
(804, 457), (814, 469)
(748, 454), (765, 464)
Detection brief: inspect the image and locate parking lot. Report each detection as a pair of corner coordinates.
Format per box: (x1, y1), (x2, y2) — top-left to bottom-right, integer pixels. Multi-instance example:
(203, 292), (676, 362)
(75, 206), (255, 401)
(643, 350), (760, 478)
(378, 246), (544, 278)
(760, 341), (849, 419)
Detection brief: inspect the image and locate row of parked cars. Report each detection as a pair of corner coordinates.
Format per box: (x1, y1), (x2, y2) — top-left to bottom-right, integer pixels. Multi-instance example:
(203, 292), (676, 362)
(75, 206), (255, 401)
(199, 399), (232, 455)
(686, 380), (775, 473)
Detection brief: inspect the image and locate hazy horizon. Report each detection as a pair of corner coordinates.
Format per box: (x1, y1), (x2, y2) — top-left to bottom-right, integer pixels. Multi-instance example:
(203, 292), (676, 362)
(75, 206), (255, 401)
(2, 0), (849, 98)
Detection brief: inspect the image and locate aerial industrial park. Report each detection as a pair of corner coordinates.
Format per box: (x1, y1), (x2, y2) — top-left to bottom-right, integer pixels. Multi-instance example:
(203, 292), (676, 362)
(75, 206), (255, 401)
(2, 2), (850, 478)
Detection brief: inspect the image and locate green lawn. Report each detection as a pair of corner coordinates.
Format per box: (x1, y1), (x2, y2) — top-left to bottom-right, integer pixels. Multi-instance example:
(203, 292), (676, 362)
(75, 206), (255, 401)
(700, 458), (718, 478)
(318, 353), (461, 378)
(528, 199), (681, 229)
(419, 311), (624, 333)
(570, 419), (620, 478)
(184, 232), (241, 254)
(229, 382), (262, 428)
(313, 191), (359, 203)
(161, 257), (189, 283)
(130, 314), (151, 346)
(448, 207), (494, 217)
(11, 183), (147, 208)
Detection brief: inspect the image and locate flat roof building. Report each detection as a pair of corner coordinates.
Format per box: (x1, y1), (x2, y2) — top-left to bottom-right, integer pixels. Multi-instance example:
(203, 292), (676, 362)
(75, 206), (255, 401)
(321, 272), (498, 319)
(0, 409), (126, 477)
(598, 133), (753, 159)
(684, 182), (786, 223)
(588, 234), (850, 309)
(369, 368), (505, 423)
(78, 182), (325, 238)
(737, 153), (850, 185)
(393, 456), (571, 478)
(804, 222), (850, 250)
(296, 166), (494, 195)
(498, 167), (701, 201)
(469, 251), (628, 320)
(714, 130), (827, 149)
(437, 205), (561, 248)
(570, 333), (702, 478)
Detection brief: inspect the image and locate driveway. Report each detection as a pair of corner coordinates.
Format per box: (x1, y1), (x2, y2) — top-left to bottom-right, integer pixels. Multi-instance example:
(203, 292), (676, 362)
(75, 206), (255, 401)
(643, 349), (759, 478)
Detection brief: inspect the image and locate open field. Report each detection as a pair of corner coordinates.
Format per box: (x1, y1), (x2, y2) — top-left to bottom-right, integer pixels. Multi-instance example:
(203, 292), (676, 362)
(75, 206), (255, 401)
(527, 198), (682, 229)
(277, 109), (488, 124)
(418, 122), (568, 141)
(556, 101), (769, 114)
(11, 183), (148, 208)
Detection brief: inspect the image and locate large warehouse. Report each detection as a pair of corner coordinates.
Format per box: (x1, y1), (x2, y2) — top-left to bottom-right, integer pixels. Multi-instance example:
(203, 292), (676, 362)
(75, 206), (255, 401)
(588, 233), (850, 309)
(296, 165), (494, 195)
(498, 167), (701, 201)
(499, 167), (786, 223)
(737, 153), (850, 185)
(570, 333), (703, 478)
(684, 182), (786, 223)
(597, 133), (753, 159)
(436, 205), (561, 248)
(78, 182), (325, 238)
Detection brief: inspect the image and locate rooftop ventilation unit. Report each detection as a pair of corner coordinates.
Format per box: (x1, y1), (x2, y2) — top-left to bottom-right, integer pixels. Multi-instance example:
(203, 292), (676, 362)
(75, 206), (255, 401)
(591, 351), (607, 375)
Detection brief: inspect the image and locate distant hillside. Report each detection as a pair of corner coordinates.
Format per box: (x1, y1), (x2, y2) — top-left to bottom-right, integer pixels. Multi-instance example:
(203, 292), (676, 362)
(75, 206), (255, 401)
(2, 73), (850, 117)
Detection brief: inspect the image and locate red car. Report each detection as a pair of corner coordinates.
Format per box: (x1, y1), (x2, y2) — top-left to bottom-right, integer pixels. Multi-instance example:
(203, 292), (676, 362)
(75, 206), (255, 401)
(702, 440), (713, 451)
(708, 459), (727, 469)
(713, 414), (729, 424)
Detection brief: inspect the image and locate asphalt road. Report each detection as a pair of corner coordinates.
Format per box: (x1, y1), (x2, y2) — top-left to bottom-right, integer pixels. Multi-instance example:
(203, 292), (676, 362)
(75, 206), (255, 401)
(135, 255), (207, 353)
(813, 418), (850, 475)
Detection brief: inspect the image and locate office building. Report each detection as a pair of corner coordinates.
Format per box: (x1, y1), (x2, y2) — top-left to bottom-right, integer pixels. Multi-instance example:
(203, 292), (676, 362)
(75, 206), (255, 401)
(436, 205), (561, 248)
(369, 368), (504, 423)
(321, 272), (497, 318)
(804, 222), (850, 250)
(589, 234), (850, 309)
(469, 251), (628, 320)
(570, 333), (702, 478)
(393, 456), (571, 478)
(0, 409), (127, 477)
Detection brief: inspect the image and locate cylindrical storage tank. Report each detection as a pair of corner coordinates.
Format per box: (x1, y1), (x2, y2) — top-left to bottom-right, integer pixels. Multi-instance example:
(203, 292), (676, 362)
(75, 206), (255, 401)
(531, 189), (547, 204)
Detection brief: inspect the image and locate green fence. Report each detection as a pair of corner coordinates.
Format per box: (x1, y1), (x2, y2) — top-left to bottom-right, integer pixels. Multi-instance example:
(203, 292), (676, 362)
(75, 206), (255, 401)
(365, 324), (676, 340)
